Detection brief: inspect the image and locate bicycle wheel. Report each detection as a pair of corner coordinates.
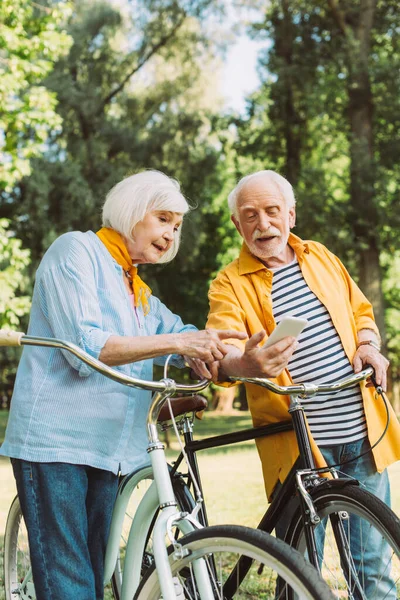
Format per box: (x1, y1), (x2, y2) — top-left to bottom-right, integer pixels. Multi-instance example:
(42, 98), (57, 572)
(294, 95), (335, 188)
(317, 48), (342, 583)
(111, 466), (194, 599)
(3, 495), (34, 600)
(285, 482), (400, 599)
(4, 494), (131, 600)
(134, 525), (334, 599)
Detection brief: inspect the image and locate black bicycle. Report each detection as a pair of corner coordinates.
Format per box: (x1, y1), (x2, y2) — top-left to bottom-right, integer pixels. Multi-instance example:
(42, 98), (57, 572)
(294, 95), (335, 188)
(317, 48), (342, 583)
(113, 367), (400, 600)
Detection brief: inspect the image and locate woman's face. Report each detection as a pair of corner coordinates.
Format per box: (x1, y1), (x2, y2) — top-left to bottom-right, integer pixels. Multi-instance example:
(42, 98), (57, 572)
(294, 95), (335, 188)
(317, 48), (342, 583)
(124, 210), (183, 264)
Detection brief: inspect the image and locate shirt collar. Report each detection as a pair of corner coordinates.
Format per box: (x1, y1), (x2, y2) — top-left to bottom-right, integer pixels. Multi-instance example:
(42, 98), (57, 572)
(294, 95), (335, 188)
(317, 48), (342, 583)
(238, 232), (309, 275)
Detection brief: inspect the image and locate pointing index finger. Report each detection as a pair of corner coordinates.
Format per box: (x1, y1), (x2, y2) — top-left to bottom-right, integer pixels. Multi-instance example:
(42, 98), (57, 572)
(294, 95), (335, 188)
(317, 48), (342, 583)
(215, 329), (247, 340)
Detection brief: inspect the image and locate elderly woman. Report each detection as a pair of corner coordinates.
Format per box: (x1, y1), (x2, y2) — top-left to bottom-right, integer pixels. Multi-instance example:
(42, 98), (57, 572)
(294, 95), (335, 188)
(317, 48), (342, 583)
(1, 170), (244, 600)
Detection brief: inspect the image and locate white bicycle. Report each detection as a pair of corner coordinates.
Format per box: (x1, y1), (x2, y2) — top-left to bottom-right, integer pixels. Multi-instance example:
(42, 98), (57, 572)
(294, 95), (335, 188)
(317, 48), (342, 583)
(1, 329), (334, 600)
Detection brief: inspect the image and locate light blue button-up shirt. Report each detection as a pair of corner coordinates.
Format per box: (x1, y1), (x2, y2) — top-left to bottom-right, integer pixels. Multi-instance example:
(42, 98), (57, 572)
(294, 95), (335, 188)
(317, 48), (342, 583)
(0, 231), (197, 474)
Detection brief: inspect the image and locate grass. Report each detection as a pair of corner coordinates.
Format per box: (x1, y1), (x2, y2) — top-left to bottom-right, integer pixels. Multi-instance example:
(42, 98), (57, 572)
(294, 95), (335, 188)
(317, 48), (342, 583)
(1, 410), (399, 599)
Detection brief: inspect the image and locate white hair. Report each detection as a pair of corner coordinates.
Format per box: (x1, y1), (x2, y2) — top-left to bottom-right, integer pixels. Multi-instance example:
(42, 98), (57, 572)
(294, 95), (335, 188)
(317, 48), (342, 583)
(228, 170), (296, 217)
(102, 170), (190, 263)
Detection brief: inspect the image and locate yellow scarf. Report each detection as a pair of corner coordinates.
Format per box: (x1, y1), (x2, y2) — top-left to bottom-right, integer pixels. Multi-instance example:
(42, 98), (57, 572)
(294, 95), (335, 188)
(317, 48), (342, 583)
(96, 227), (152, 316)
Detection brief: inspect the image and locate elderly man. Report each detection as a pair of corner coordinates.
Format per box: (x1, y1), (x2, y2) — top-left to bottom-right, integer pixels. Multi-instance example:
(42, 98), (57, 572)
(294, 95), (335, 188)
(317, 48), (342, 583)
(207, 168), (400, 509)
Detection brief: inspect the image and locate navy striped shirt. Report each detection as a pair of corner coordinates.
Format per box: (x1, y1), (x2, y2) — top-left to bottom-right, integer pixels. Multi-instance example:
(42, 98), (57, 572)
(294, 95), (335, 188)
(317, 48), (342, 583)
(271, 258), (367, 446)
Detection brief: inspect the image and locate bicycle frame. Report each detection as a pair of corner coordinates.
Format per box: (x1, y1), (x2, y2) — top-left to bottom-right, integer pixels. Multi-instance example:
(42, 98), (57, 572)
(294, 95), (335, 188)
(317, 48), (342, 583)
(1, 329), (376, 599)
(168, 367), (375, 592)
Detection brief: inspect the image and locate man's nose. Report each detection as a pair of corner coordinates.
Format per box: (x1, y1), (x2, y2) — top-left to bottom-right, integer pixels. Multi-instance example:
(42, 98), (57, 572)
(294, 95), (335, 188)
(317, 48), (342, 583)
(258, 213), (271, 230)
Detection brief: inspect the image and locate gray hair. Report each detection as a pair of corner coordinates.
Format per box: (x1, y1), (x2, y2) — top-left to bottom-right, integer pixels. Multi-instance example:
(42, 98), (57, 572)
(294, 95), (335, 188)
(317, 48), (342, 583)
(102, 170), (190, 263)
(228, 170), (296, 217)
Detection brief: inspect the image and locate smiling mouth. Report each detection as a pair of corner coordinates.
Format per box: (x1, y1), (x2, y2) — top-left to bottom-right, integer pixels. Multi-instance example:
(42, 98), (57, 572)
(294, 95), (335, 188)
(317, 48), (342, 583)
(256, 236), (277, 242)
(153, 243), (167, 252)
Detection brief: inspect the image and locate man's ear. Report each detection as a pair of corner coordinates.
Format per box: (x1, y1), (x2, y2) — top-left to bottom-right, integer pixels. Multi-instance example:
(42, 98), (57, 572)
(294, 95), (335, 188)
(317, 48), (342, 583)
(289, 206), (296, 229)
(231, 214), (243, 236)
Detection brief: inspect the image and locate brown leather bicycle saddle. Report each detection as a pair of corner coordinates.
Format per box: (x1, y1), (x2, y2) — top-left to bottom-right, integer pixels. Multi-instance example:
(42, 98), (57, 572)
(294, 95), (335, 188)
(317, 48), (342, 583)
(158, 395), (208, 422)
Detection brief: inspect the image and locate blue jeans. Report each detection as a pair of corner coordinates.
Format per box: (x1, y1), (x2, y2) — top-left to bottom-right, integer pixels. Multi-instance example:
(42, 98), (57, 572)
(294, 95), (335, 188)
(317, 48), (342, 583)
(12, 459), (119, 600)
(275, 438), (394, 599)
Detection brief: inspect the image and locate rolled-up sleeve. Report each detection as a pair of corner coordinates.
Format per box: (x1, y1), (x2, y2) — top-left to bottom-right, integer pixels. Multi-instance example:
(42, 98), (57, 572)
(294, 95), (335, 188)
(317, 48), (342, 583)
(206, 273), (247, 352)
(150, 296), (197, 368)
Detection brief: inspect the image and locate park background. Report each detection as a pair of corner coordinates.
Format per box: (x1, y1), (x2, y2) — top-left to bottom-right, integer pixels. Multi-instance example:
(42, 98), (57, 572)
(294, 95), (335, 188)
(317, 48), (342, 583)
(1, 0), (400, 596)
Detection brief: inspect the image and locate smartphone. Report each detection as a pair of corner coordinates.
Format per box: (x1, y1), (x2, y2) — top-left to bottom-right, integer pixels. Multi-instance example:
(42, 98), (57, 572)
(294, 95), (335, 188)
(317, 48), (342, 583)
(263, 316), (308, 348)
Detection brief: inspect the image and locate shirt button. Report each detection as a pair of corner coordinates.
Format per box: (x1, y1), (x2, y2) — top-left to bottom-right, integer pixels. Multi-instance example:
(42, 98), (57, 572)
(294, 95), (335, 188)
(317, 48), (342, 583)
(266, 272), (271, 278)
(267, 320), (272, 325)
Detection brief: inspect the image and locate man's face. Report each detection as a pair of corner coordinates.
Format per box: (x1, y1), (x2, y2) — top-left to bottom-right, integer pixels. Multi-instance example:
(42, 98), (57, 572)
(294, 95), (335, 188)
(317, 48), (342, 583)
(231, 177), (296, 262)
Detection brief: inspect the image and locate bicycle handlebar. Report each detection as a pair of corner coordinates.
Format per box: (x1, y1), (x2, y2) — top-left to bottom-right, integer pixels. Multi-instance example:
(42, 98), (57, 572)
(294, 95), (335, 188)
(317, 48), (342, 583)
(0, 328), (375, 401)
(0, 330), (209, 394)
(0, 329), (24, 346)
(230, 367), (375, 397)
(0, 329), (375, 397)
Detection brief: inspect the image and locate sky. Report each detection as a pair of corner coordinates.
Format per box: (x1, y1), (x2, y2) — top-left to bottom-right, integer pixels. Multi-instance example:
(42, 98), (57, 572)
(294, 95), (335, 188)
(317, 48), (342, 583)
(221, 35), (264, 113)
(108, 0), (265, 114)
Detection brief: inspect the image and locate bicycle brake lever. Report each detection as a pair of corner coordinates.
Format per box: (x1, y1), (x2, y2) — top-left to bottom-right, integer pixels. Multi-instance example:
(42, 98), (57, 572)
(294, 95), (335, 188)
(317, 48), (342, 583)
(364, 364), (383, 394)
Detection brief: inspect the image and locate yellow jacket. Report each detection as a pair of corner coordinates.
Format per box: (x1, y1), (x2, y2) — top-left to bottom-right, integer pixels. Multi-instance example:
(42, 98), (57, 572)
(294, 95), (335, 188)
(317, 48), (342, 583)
(207, 233), (400, 498)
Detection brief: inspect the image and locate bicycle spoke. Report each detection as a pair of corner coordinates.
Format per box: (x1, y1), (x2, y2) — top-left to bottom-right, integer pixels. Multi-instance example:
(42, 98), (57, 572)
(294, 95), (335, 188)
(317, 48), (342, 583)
(136, 526), (334, 599)
(288, 486), (400, 599)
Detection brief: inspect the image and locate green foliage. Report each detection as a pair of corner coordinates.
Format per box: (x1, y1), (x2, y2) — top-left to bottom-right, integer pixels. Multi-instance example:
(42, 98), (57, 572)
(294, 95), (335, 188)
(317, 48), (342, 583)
(0, 219), (31, 328)
(0, 0), (72, 191)
(0, 219), (31, 405)
(0, 0), (398, 390)
(232, 0), (400, 341)
(3, 0), (231, 326)
(383, 253), (400, 372)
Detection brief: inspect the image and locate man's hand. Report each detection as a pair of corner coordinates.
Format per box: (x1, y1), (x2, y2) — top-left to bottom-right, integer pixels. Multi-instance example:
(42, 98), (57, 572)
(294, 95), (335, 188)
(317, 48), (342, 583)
(353, 346), (389, 391)
(213, 330), (298, 381)
(184, 356), (214, 380)
(238, 330), (298, 377)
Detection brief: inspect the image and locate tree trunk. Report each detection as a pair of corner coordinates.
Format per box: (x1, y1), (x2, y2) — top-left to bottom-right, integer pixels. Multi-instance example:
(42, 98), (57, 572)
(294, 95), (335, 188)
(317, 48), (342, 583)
(212, 386), (238, 413)
(391, 378), (400, 416)
(329, 0), (386, 341)
(357, 244), (386, 337)
(278, 0), (302, 186)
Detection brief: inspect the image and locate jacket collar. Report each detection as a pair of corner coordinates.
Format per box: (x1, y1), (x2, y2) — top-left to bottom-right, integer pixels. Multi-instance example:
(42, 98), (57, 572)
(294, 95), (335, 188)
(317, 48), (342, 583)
(238, 232), (309, 276)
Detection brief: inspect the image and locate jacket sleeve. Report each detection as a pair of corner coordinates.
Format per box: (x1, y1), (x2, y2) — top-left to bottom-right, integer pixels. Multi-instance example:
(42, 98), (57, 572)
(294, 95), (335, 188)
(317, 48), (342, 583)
(206, 272), (248, 352)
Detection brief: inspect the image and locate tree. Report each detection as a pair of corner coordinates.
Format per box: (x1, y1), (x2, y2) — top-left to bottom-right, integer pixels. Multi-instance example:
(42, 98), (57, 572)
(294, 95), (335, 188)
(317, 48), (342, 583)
(0, 0), (72, 191)
(1, 0), (239, 328)
(383, 252), (400, 412)
(0, 219), (30, 328)
(235, 0), (400, 344)
(325, 0), (385, 336)
(0, 219), (31, 406)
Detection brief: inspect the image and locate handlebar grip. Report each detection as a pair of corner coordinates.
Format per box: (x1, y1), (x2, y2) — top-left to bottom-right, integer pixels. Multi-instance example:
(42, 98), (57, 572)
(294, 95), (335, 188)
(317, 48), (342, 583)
(0, 329), (25, 346)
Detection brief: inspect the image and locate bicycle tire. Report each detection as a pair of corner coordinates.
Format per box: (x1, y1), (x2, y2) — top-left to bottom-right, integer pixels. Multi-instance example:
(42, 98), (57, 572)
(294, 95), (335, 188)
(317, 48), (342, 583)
(111, 466), (195, 599)
(285, 481), (400, 599)
(3, 495), (34, 600)
(134, 524), (335, 599)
